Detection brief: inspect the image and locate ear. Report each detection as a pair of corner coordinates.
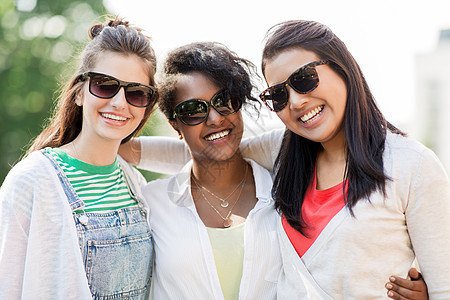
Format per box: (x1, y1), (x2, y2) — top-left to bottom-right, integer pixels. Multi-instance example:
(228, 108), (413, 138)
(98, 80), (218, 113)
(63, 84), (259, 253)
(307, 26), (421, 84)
(75, 97), (83, 107)
(169, 120), (183, 139)
(75, 89), (84, 107)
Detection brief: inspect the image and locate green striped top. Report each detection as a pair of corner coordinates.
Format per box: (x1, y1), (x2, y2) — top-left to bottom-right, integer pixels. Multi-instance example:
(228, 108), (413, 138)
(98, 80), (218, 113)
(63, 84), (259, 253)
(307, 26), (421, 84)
(45, 147), (138, 214)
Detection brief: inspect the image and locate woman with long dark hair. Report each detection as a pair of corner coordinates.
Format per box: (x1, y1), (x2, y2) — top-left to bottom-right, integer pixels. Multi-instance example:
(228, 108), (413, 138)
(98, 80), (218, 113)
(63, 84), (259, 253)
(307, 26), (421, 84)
(258, 20), (450, 298)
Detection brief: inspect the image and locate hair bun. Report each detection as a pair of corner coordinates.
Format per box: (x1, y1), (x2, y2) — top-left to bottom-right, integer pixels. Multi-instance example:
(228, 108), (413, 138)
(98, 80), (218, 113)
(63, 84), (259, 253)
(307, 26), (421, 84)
(88, 17), (133, 40)
(88, 23), (104, 39)
(107, 17), (130, 28)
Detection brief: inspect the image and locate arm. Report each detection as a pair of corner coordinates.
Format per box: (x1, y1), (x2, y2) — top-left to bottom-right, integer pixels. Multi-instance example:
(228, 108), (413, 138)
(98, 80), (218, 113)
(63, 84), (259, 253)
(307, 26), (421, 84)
(0, 164), (31, 298)
(0, 154), (92, 298)
(404, 147), (450, 296)
(120, 128), (285, 175)
(119, 136), (191, 175)
(240, 128), (284, 172)
(386, 268), (428, 300)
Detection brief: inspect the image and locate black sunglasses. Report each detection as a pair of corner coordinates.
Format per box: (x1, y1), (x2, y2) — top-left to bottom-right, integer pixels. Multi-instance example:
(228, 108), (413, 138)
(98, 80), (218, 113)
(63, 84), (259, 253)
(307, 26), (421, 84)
(259, 60), (329, 112)
(80, 72), (157, 108)
(173, 90), (242, 126)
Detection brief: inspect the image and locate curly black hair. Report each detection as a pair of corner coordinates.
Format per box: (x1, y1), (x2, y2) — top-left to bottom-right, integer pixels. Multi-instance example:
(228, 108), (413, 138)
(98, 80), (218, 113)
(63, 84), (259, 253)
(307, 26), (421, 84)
(157, 42), (260, 120)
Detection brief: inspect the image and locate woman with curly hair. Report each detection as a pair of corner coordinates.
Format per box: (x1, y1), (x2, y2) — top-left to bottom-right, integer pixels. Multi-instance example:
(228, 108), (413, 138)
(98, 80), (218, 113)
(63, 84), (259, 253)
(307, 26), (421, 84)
(141, 42), (281, 299)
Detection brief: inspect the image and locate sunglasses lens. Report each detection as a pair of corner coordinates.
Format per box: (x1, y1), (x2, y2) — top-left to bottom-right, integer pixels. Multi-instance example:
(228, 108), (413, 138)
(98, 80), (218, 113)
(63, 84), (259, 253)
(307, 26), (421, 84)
(89, 75), (120, 98)
(125, 85), (152, 107)
(212, 91), (241, 115)
(290, 67), (319, 94)
(264, 85), (288, 112)
(175, 100), (208, 125)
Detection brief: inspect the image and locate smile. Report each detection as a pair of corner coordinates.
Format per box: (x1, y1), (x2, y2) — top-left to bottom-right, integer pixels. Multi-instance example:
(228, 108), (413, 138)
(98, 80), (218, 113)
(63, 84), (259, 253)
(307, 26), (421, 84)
(205, 129), (230, 141)
(300, 105), (324, 123)
(101, 113), (128, 122)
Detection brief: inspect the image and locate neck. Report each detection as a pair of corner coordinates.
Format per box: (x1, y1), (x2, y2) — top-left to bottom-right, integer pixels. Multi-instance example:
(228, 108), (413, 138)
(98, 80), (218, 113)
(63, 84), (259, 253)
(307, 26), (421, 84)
(316, 131), (347, 190)
(319, 130), (347, 162)
(191, 153), (248, 191)
(62, 136), (120, 166)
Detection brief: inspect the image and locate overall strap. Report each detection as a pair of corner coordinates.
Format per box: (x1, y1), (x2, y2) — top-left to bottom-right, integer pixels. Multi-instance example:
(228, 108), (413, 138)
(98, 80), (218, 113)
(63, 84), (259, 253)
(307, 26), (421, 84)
(40, 149), (85, 212)
(117, 157), (142, 202)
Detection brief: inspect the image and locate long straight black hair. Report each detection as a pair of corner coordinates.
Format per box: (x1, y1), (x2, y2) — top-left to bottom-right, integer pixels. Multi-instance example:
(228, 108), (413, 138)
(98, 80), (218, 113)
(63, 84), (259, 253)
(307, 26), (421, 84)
(262, 20), (404, 235)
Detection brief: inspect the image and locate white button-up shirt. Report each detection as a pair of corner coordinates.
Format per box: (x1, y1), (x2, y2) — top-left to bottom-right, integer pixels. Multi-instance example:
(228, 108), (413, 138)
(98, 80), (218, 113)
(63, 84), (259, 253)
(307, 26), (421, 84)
(142, 159), (281, 299)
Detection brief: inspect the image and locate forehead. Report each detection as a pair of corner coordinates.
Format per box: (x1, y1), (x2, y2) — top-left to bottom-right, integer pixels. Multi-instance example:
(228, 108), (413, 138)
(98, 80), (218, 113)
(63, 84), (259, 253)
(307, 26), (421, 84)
(175, 72), (221, 105)
(92, 52), (150, 85)
(264, 48), (320, 86)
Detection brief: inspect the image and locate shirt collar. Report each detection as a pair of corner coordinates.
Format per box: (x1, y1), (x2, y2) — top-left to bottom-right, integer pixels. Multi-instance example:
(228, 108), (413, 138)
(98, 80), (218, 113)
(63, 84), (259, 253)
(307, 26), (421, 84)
(169, 159), (273, 206)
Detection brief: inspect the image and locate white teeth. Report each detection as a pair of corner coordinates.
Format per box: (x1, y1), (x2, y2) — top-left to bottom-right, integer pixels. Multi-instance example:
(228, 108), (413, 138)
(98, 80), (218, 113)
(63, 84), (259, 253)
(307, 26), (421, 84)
(205, 129), (230, 141)
(300, 105), (324, 123)
(101, 113), (127, 121)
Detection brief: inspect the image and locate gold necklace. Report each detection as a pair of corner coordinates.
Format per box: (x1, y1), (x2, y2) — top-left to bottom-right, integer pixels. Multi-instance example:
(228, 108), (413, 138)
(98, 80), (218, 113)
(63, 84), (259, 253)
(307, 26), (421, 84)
(191, 164), (247, 208)
(192, 164), (248, 228)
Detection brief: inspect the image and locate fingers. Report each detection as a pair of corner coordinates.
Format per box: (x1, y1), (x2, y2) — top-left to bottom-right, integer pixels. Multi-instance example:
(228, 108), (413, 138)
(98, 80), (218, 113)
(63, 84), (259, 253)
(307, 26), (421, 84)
(386, 278), (413, 299)
(386, 275), (428, 300)
(386, 288), (409, 300)
(408, 268), (422, 281)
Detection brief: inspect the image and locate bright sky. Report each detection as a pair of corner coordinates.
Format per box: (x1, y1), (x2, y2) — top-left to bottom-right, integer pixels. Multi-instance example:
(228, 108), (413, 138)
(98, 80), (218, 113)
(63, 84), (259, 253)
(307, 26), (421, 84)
(104, 0), (450, 136)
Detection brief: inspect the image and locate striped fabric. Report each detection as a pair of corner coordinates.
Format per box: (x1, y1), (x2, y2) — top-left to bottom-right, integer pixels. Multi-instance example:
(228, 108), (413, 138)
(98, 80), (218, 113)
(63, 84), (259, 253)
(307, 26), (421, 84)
(45, 147), (137, 214)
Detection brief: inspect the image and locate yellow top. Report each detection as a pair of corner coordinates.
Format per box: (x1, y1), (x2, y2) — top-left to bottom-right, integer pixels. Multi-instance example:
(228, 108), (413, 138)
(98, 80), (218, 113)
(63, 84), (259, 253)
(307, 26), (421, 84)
(206, 222), (246, 300)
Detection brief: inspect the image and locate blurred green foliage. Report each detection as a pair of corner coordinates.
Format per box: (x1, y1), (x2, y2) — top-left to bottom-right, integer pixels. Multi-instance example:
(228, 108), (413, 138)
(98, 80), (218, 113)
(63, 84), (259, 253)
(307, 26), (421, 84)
(0, 0), (162, 184)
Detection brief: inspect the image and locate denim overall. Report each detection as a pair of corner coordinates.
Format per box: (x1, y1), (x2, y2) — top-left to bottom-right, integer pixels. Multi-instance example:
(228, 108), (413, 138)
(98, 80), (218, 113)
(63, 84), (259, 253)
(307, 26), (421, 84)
(42, 150), (153, 299)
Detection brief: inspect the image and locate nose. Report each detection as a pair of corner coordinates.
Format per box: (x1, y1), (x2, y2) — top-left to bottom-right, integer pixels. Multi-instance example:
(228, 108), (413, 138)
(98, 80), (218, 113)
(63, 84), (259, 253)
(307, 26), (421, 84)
(109, 87), (128, 109)
(205, 106), (224, 126)
(287, 86), (309, 110)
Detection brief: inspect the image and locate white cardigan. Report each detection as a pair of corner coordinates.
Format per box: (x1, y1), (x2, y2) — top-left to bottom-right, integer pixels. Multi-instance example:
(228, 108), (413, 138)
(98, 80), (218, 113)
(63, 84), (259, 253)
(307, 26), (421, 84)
(0, 151), (148, 300)
(276, 132), (450, 299)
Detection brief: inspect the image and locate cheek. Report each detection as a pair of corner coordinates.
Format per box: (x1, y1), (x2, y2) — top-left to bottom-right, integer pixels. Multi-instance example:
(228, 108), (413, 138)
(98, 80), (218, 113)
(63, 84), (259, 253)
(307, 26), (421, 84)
(133, 107), (147, 122)
(232, 113), (244, 131)
(276, 109), (290, 124)
(335, 87), (347, 120)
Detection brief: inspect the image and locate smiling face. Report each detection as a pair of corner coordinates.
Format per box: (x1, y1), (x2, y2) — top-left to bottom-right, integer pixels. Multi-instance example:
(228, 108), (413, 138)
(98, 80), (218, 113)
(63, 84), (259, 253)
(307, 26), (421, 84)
(170, 72), (244, 163)
(76, 52), (148, 146)
(264, 48), (347, 149)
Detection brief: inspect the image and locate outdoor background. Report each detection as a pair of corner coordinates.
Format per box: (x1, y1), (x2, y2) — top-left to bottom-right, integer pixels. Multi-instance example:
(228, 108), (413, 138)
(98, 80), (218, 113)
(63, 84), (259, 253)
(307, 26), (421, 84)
(1, 0), (450, 183)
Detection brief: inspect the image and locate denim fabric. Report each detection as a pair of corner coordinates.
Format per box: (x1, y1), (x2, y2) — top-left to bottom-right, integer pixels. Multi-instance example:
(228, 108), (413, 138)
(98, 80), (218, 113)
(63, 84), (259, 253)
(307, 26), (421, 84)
(42, 150), (153, 299)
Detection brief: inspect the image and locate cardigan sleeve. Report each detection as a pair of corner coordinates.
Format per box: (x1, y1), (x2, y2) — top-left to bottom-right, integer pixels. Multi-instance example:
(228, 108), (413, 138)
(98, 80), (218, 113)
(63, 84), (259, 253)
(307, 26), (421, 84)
(137, 136), (191, 175)
(0, 152), (92, 299)
(240, 128), (284, 173)
(0, 158), (34, 298)
(137, 128), (284, 175)
(404, 147), (450, 296)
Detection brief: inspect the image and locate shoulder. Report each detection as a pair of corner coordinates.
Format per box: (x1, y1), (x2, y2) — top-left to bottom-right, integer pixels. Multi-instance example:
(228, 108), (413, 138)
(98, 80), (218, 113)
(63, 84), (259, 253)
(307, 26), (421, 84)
(141, 162), (192, 202)
(2, 151), (55, 187)
(384, 131), (446, 178)
(117, 155), (147, 185)
(385, 132), (435, 163)
(385, 132), (427, 153)
(246, 159), (273, 183)
(0, 151), (58, 215)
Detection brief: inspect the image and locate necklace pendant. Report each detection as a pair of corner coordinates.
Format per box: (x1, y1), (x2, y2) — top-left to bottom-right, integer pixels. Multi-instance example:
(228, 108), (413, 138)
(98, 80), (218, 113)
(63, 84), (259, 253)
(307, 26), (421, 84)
(223, 218), (233, 228)
(220, 201), (229, 208)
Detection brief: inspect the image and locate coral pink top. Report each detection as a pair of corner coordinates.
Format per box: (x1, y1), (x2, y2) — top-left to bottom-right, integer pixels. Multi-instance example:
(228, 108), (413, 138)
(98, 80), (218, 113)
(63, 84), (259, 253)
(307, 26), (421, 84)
(282, 173), (347, 257)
